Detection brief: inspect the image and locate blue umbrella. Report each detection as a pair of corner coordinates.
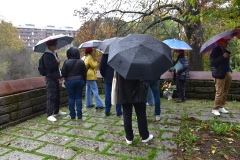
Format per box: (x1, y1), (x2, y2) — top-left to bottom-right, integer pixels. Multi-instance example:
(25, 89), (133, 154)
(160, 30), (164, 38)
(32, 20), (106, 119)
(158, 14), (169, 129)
(163, 39), (192, 50)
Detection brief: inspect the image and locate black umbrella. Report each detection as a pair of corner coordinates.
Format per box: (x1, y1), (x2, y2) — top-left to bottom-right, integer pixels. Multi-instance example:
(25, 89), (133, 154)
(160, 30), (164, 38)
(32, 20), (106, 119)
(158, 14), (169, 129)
(108, 34), (173, 80)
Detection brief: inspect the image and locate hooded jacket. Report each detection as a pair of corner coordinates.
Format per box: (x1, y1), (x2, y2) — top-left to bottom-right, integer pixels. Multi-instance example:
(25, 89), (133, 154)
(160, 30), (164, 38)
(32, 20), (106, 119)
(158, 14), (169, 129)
(61, 47), (87, 83)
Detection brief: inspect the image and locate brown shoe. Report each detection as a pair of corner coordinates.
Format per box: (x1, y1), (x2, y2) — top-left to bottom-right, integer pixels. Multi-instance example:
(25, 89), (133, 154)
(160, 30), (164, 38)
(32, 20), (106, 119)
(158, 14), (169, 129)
(175, 99), (185, 103)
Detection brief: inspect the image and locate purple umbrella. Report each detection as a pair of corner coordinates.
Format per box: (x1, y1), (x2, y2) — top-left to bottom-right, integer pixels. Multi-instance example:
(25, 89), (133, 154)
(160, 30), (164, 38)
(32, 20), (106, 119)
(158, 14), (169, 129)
(200, 30), (237, 54)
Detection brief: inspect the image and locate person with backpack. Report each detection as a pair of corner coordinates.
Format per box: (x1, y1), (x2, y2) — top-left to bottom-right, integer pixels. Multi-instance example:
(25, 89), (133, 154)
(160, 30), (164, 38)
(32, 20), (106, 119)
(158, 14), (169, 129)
(42, 39), (66, 122)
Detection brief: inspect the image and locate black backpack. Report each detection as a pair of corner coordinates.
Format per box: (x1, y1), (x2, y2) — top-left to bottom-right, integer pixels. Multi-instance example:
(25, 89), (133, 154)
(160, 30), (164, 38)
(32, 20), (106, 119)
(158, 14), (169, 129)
(38, 53), (47, 76)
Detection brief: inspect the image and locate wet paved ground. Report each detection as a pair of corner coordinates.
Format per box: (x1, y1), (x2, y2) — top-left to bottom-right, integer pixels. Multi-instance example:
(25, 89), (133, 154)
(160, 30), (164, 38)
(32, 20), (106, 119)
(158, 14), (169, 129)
(0, 98), (239, 160)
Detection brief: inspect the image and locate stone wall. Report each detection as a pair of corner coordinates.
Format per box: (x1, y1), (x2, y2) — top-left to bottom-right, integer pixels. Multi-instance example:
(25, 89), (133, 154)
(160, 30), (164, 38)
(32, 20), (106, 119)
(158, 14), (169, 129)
(0, 77), (68, 129)
(0, 71), (240, 128)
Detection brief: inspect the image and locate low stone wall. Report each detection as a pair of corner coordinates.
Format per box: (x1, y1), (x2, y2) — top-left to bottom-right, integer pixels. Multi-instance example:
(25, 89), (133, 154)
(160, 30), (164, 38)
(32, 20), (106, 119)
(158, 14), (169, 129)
(0, 77), (68, 129)
(0, 71), (240, 128)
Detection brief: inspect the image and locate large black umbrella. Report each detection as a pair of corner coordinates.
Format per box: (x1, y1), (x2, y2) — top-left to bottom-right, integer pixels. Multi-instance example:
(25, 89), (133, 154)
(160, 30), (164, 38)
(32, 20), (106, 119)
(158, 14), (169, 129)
(108, 34), (173, 80)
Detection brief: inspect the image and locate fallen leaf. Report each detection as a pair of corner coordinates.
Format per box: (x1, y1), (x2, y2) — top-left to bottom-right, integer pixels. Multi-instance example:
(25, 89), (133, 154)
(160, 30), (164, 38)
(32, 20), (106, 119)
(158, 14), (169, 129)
(226, 138), (234, 141)
(223, 154), (229, 160)
(193, 147), (200, 150)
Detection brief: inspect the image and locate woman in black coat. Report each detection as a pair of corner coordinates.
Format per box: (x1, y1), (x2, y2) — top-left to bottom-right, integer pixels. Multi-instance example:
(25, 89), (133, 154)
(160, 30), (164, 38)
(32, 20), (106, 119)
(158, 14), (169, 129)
(173, 49), (189, 103)
(61, 47), (87, 119)
(117, 73), (153, 144)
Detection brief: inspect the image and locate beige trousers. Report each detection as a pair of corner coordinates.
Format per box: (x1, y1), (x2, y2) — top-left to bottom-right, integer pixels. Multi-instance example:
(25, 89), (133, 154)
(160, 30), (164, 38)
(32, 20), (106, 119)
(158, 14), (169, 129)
(213, 72), (232, 110)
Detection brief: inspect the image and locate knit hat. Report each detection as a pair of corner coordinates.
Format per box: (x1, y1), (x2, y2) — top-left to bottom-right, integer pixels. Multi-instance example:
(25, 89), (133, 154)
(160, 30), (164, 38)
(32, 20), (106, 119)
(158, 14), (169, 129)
(85, 47), (93, 53)
(46, 39), (57, 46)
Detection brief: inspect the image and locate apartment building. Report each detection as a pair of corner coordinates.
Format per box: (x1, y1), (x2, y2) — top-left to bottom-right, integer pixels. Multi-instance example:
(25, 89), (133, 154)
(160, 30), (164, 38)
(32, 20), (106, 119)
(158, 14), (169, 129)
(16, 24), (77, 51)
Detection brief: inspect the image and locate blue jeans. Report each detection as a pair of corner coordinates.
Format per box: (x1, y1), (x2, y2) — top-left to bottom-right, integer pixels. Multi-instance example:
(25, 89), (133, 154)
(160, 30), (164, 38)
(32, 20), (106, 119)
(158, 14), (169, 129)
(65, 79), (85, 119)
(145, 80), (161, 116)
(146, 87), (155, 105)
(104, 83), (122, 115)
(86, 80), (104, 107)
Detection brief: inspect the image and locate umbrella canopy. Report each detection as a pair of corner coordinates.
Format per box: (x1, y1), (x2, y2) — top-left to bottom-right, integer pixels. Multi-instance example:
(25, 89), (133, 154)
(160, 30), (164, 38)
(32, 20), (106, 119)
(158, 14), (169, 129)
(163, 39), (192, 50)
(34, 34), (74, 53)
(200, 30), (237, 54)
(97, 37), (123, 54)
(78, 40), (102, 49)
(108, 34), (173, 80)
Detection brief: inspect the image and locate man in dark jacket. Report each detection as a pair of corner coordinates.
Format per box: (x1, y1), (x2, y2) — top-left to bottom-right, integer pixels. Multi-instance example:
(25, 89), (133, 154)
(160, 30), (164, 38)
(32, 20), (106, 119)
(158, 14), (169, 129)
(210, 38), (231, 116)
(43, 39), (66, 122)
(100, 54), (122, 116)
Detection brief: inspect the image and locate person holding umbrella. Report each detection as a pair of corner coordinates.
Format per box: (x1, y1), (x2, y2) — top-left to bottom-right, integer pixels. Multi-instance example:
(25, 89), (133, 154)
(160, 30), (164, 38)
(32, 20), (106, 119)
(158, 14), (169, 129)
(43, 39), (66, 122)
(116, 73), (153, 144)
(83, 47), (104, 109)
(173, 49), (189, 103)
(210, 38), (231, 116)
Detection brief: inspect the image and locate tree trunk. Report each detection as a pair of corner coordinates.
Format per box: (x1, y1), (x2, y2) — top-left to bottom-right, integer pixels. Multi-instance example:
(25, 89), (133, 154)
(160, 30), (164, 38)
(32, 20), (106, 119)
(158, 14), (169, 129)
(185, 22), (203, 71)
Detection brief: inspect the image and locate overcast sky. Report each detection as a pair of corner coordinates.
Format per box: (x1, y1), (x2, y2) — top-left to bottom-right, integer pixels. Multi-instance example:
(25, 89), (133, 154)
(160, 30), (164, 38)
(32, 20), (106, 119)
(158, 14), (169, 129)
(0, 0), (90, 29)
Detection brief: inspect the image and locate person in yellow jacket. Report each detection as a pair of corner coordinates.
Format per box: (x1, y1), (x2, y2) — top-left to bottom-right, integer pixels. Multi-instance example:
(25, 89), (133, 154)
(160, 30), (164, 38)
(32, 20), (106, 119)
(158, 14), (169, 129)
(82, 47), (104, 109)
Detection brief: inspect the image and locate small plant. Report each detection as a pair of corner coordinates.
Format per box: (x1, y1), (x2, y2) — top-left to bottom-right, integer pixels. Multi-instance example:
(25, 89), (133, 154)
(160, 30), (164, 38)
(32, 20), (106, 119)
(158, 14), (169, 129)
(210, 119), (232, 135)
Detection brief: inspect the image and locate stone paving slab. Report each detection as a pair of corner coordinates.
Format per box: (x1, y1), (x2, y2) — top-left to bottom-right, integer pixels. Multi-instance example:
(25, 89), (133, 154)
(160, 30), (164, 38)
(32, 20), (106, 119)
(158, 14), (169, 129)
(36, 144), (77, 159)
(66, 128), (100, 138)
(0, 147), (11, 155)
(8, 138), (44, 151)
(38, 133), (73, 145)
(74, 151), (122, 160)
(0, 150), (44, 160)
(108, 144), (152, 159)
(0, 135), (16, 144)
(69, 138), (109, 151)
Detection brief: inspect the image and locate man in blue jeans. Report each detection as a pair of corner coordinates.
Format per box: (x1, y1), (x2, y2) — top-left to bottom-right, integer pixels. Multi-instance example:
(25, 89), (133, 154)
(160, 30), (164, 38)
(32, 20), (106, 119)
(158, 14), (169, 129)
(145, 80), (161, 121)
(100, 54), (122, 116)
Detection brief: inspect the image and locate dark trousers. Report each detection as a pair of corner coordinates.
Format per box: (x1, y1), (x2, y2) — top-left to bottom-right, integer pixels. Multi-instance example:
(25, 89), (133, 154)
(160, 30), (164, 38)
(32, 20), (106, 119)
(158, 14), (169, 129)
(46, 79), (60, 117)
(176, 79), (185, 100)
(65, 79), (85, 119)
(104, 83), (122, 115)
(122, 102), (149, 140)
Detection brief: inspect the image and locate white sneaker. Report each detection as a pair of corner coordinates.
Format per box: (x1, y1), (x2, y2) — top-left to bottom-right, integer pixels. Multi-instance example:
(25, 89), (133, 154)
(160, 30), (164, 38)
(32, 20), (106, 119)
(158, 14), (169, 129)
(54, 110), (67, 117)
(212, 110), (221, 116)
(125, 138), (133, 144)
(155, 116), (161, 121)
(219, 108), (229, 114)
(47, 115), (57, 122)
(142, 134), (153, 143)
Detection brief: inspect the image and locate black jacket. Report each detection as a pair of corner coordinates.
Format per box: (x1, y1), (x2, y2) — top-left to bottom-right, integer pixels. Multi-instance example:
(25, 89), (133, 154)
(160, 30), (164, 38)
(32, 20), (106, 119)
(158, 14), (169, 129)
(99, 54), (114, 83)
(43, 52), (61, 81)
(117, 73), (146, 104)
(210, 46), (231, 79)
(61, 47), (87, 83)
